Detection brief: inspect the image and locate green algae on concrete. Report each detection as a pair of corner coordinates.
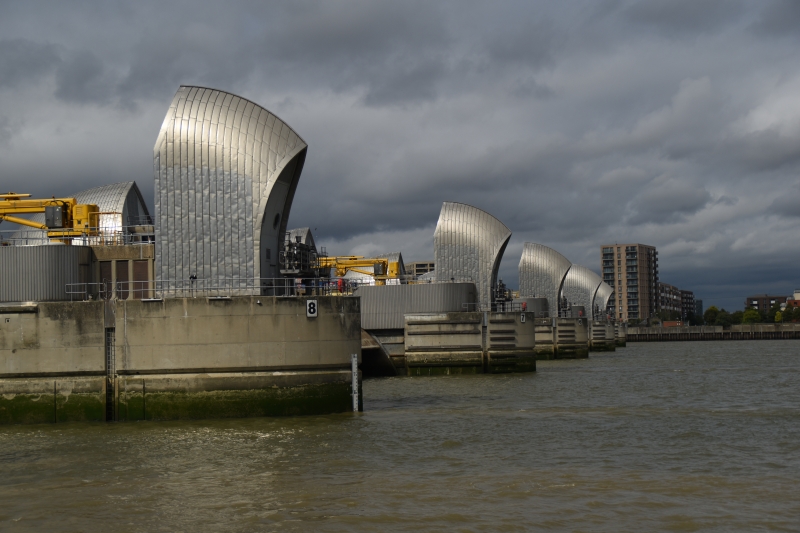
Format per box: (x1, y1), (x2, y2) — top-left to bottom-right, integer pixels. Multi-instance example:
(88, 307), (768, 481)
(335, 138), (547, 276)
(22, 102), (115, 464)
(55, 379), (105, 422)
(117, 371), (357, 421)
(408, 365), (482, 376)
(589, 342), (617, 352)
(534, 349), (555, 360)
(0, 377), (105, 425)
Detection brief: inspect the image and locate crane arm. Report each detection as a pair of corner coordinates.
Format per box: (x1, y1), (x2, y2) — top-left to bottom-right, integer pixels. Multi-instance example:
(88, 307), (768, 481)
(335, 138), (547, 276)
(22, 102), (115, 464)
(0, 214), (48, 231)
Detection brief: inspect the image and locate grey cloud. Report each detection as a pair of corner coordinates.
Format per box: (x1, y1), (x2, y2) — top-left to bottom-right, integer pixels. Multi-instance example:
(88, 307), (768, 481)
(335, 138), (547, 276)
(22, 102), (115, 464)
(625, 181), (712, 224)
(484, 17), (558, 69)
(0, 39), (60, 89)
(54, 50), (115, 104)
(769, 187), (800, 218)
(1, 1), (799, 309)
(753, 0), (800, 37)
(594, 166), (649, 188)
(0, 116), (12, 144)
(362, 58), (444, 107)
(725, 128), (800, 172)
(624, 0), (745, 37)
(713, 195), (738, 206)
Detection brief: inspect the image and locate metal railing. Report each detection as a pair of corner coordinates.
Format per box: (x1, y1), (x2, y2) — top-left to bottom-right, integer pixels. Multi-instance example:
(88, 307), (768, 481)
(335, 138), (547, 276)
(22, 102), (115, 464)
(66, 277), (373, 301)
(1, 226), (155, 247)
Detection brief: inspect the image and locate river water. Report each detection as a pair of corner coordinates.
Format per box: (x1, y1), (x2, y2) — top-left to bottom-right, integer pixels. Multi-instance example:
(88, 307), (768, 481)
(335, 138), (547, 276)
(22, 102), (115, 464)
(1, 341), (799, 532)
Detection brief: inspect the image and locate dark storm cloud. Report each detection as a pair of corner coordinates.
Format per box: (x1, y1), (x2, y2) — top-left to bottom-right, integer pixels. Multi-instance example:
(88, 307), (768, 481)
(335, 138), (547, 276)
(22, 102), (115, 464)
(0, 0), (799, 309)
(0, 39), (60, 89)
(752, 0), (800, 37)
(623, 0), (745, 37)
(54, 50), (116, 104)
(625, 181), (712, 224)
(769, 187), (800, 218)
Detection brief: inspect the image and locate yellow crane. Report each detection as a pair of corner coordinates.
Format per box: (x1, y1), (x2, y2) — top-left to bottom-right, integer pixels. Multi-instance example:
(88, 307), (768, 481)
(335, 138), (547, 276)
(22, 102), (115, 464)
(315, 256), (401, 285)
(0, 193), (99, 242)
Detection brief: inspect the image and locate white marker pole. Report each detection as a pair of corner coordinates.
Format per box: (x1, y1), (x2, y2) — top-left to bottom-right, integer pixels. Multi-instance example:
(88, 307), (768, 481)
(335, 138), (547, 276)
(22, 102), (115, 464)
(351, 353), (359, 412)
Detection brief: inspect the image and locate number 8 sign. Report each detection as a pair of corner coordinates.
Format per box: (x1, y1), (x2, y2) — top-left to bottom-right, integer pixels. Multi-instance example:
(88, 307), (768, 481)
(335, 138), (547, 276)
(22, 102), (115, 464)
(306, 300), (318, 318)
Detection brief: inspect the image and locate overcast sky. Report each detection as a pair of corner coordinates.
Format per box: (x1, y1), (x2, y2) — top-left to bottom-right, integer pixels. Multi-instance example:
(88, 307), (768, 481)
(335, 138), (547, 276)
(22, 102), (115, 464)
(1, 0), (799, 310)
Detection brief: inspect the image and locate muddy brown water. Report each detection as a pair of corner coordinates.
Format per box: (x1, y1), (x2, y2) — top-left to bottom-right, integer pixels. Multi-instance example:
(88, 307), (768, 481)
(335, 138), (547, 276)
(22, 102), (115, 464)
(1, 341), (799, 531)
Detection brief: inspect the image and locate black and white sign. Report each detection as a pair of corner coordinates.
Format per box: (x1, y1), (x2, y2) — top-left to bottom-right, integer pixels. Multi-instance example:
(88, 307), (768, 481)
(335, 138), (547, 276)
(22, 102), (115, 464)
(306, 300), (318, 318)
(520, 313), (526, 323)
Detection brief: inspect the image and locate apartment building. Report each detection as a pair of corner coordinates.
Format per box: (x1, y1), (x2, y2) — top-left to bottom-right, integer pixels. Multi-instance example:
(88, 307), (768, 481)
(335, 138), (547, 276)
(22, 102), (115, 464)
(601, 243), (658, 322)
(745, 294), (787, 312)
(681, 290), (696, 319)
(659, 283), (682, 315)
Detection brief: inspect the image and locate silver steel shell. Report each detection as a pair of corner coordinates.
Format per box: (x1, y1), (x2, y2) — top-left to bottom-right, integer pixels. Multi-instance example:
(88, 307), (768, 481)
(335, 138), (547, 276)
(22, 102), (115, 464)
(433, 202), (511, 307)
(8, 181), (149, 239)
(593, 281), (614, 319)
(518, 242), (572, 318)
(561, 264), (603, 320)
(286, 227), (316, 251)
(153, 86), (307, 282)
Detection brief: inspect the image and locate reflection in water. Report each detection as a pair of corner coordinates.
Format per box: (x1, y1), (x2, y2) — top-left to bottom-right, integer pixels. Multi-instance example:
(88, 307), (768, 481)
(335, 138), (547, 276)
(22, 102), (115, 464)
(1, 341), (799, 531)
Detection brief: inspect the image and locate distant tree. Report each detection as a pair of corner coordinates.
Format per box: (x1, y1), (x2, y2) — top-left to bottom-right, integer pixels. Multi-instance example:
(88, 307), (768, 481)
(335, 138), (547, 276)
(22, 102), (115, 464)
(686, 312), (703, 326)
(730, 310), (744, 325)
(704, 306), (719, 325)
(742, 309), (761, 324)
(793, 306), (800, 322)
(767, 302), (782, 323)
(775, 311), (783, 323)
(714, 309), (733, 328)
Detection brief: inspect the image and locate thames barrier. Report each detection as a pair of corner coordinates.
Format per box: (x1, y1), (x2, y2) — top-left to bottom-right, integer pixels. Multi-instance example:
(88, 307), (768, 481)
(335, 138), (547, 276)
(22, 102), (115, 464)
(3, 86), (620, 424)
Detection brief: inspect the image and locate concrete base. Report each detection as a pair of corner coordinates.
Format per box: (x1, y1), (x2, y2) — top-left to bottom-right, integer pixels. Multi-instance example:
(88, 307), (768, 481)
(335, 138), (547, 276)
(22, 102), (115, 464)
(116, 371), (357, 421)
(408, 365), (482, 376)
(487, 351), (536, 373)
(0, 377), (106, 424)
(403, 312), (536, 375)
(406, 350), (484, 374)
(589, 341), (616, 352)
(1, 296), (362, 424)
(616, 339), (627, 347)
(554, 345), (590, 359)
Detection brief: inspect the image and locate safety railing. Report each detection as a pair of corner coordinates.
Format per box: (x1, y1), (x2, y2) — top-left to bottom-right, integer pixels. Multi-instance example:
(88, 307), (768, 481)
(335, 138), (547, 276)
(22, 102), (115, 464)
(461, 302), (530, 313)
(1, 226), (155, 247)
(66, 277), (373, 301)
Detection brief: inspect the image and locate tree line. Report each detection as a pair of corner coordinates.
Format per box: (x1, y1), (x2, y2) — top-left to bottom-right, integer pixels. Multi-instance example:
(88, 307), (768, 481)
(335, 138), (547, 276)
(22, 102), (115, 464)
(682, 302), (798, 327)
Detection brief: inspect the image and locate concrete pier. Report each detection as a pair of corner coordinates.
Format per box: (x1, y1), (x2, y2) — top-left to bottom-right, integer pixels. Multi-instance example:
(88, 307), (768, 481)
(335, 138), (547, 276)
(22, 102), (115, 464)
(400, 311), (536, 375)
(534, 318), (590, 359)
(615, 323), (627, 347)
(589, 321), (616, 352)
(0, 296), (361, 424)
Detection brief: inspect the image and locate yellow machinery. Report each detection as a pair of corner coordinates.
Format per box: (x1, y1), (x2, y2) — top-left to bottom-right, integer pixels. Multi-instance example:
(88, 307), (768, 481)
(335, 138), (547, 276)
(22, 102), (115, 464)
(315, 256), (401, 285)
(0, 193), (99, 242)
